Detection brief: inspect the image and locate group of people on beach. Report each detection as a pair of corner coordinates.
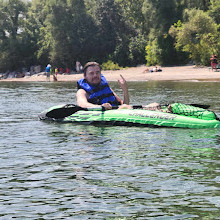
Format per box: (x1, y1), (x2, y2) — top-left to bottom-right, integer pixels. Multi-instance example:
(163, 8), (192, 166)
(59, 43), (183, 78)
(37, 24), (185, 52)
(143, 66), (162, 73)
(45, 61), (83, 81)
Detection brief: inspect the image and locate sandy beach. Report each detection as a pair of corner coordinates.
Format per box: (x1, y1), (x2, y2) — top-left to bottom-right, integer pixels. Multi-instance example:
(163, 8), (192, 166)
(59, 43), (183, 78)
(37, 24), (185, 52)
(1, 65), (219, 82)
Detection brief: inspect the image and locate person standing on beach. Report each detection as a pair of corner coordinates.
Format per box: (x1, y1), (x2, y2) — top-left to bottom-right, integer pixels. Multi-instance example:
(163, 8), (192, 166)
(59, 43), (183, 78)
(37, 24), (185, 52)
(45, 64), (51, 81)
(55, 67), (58, 77)
(76, 61), (83, 73)
(65, 67), (70, 74)
(210, 54), (218, 71)
(76, 62), (129, 110)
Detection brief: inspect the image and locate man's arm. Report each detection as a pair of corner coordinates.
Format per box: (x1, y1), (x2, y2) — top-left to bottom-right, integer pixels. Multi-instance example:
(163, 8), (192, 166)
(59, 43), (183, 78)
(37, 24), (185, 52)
(76, 89), (112, 109)
(111, 90), (123, 105)
(117, 74), (129, 104)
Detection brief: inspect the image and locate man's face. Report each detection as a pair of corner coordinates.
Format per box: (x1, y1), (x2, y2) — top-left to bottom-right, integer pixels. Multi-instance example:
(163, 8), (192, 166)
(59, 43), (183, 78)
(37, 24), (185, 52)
(85, 65), (101, 85)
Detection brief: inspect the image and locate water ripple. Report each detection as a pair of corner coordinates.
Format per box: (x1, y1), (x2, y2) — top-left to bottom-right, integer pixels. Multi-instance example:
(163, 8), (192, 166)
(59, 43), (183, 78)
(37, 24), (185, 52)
(0, 81), (219, 219)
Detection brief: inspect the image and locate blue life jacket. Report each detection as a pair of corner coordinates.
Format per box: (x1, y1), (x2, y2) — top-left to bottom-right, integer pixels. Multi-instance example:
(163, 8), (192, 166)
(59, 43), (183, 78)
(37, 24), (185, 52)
(77, 74), (119, 106)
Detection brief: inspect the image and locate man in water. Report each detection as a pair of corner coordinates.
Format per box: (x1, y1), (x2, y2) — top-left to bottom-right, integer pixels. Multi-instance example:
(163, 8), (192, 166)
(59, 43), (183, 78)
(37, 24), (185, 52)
(76, 61), (170, 112)
(76, 62), (129, 110)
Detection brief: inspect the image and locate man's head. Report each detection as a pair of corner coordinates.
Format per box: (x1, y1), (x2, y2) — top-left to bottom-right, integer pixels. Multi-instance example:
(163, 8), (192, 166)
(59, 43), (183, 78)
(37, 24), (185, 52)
(83, 62), (102, 85)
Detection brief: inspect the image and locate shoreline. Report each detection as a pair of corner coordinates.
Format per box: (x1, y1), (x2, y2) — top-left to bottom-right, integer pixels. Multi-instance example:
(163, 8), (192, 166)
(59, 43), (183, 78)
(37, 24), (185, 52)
(1, 65), (219, 82)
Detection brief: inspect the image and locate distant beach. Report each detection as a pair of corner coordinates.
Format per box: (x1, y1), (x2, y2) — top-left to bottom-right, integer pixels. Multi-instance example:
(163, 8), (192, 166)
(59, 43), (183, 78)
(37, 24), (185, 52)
(1, 65), (219, 82)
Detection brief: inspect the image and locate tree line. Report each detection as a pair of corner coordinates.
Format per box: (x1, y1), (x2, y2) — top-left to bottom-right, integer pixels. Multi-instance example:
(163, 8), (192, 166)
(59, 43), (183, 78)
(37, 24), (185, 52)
(0, 0), (219, 72)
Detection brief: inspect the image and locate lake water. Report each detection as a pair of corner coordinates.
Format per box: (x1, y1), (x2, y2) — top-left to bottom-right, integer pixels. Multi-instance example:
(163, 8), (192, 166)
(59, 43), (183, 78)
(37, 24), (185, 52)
(0, 81), (220, 219)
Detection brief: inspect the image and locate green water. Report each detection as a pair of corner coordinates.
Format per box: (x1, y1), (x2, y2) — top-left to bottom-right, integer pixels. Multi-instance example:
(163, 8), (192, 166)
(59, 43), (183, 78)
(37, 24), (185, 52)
(0, 81), (219, 219)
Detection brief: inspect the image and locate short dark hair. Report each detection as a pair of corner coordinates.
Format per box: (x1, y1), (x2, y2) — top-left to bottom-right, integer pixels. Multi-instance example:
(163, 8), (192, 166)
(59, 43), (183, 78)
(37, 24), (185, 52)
(83, 62), (101, 75)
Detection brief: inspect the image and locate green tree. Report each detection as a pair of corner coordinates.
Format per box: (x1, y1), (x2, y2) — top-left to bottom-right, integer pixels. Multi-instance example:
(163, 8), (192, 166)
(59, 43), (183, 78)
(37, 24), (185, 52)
(32, 0), (98, 68)
(145, 39), (161, 66)
(86, 0), (136, 66)
(128, 34), (148, 65)
(179, 0), (211, 11)
(114, 0), (148, 65)
(115, 0), (145, 32)
(142, 0), (178, 35)
(0, 0), (29, 71)
(142, 0), (183, 65)
(208, 0), (220, 24)
(171, 9), (219, 65)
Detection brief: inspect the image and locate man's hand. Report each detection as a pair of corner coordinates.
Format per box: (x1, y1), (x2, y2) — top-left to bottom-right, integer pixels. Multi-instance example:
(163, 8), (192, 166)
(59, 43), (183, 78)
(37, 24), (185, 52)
(117, 74), (129, 104)
(118, 74), (128, 91)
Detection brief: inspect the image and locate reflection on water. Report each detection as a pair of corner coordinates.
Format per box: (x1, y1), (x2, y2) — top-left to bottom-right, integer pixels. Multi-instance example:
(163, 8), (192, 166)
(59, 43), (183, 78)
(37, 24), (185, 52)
(0, 81), (220, 219)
